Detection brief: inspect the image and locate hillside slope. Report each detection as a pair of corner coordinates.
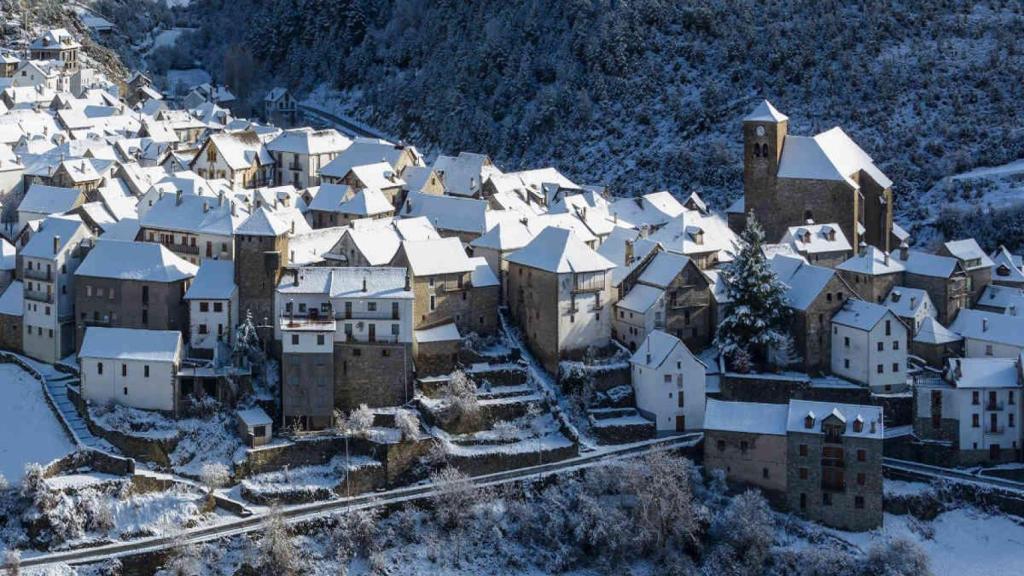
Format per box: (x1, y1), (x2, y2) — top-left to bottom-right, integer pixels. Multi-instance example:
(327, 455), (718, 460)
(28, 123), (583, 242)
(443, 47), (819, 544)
(177, 1), (1024, 245)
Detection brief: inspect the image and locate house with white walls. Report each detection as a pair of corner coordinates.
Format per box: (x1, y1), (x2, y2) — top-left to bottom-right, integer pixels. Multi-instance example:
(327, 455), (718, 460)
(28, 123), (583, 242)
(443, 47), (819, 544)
(830, 299), (908, 392)
(630, 330), (706, 433)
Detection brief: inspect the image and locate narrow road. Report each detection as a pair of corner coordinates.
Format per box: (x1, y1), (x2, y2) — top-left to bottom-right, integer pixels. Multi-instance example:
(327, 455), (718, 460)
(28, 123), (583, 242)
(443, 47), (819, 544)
(21, 433), (702, 568)
(883, 457), (1024, 494)
(297, 103), (394, 141)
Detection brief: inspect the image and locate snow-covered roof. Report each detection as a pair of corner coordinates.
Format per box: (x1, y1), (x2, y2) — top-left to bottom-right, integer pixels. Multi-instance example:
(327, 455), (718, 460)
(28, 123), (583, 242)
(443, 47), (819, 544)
(237, 407), (272, 428)
(22, 214), (88, 259)
(236, 205), (290, 236)
(0, 238), (14, 271)
(609, 191), (686, 227)
(400, 237), (474, 276)
(787, 400), (883, 439)
(140, 193), (243, 237)
(617, 284), (663, 313)
(781, 222), (852, 255)
(0, 281), (23, 316)
(432, 152), (501, 197)
(832, 299), (895, 331)
(743, 99), (788, 123)
(914, 316), (961, 345)
(401, 192), (488, 235)
(468, 257), (499, 288)
(898, 249), (960, 279)
(279, 267), (412, 300)
(79, 327), (181, 362)
(946, 357), (1021, 389)
(266, 127), (350, 155)
(184, 260), (235, 300)
(990, 246), (1024, 284)
(337, 187), (393, 217)
(596, 227), (660, 286)
(289, 226), (346, 267)
(704, 399), (788, 436)
(76, 240), (197, 282)
(505, 226), (615, 274)
(778, 127), (892, 190)
(836, 246), (904, 276)
(949, 308), (1024, 348)
(470, 221), (534, 252)
(349, 161), (405, 190)
(977, 285), (1024, 313)
(637, 252), (689, 289)
(630, 329), (699, 370)
(320, 139), (414, 179)
(30, 29), (80, 51)
(943, 239), (994, 270)
(205, 131), (271, 171)
(883, 287), (932, 319)
(18, 184), (81, 215)
(769, 254), (836, 311)
(415, 322), (461, 343)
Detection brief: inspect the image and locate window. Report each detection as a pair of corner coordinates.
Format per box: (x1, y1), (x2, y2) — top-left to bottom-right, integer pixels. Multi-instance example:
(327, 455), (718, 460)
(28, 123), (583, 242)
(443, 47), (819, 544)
(199, 324), (208, 334)
(317, 334), (325, 346)
(123, 387), (128, 396)
(857, 449), (866, 462)
(892, 362), (899, 373)
(352, 349), (362, 357)
(291, 334), (299, 345)
(855, 496), (865, 509)
(844, 358), (850, 369)
(144, 365), (150, 378)
(877, 341), (883, 352)
(1011, 391), (1016, 405)
(121, 364), (127, 377)
(142, 309), (148, 325)
(762, 467), (769, 479)
(664, 374), (672, 383)
(800, 493), (807, 510)
(429, 295), (436, 311)
(1011, 414), (1016, 428)
(986, 344), (994, 356)
(214, 302), (223, 313)
(876, 364), (883, 374)
(799, 444), (808, 456)
(799, 467), (808, 480)
(885, 320), (891, 336)
(200, 302), (209, 312)
(822, 492), (832, 506)
(972, 391), (980, 405)
(844, 336), (850, 347)
(740, 440), (748, 454)
(857, 473), (866, 486)
(972, 414), (980, 428)
(716, 440), (725, 452)
(391, 323), (399, 335)
(367, 302), (377, 312)
(97, 362), (103, 375)
(893, 340), (899, 351)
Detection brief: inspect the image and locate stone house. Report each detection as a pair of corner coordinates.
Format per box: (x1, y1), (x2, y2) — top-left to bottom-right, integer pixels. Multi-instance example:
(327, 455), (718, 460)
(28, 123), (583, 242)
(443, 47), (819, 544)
(190, 131), (274, 190)
(505, 227), (616, 374)
(17, 184), (85, 233)
(307, 184), (394, 228)
(975, 284), (1024, 315)
(234, 207), (294, 333)
(770, 254), (854, 372)
(324, 217), (439, 268)
(830, 299), (908, 393)
(29, 29), (80, 71)
(21, 215), (93, 364)
(74, 240), (197, 350)
(79, 328), (183, 414)
(989, 245), (1024, 288)
(948, 308), (1024, 358)
(399, 192), (489, 243)
(48, 159), (106, 196)
(0, 281), (23, 352)
(320, 138), (422, 185)
(914, 356), (1023, 464)
(275, 267), (414, 429)
(896, 245), (969, 325)
(912, 317), (963, 368)
(0, 53), (20, 77)
(882, 286), (935, 337)
(613, 284), (664, 351)
(139, 192), (242, 265)
(264, 87), (298, 127)
(469, 220), (534, 303)
(431, 152), (502, 198)
(266, 127), (350, 188)
(939, 238), (993, 307)
(634, 251), (713, 352)
(630, 330), (706, 433)
(340, 162), (406, 208)
(739, 100), (893, 252)
(836, 245), (904, 305)
(704, 399), (790, 502)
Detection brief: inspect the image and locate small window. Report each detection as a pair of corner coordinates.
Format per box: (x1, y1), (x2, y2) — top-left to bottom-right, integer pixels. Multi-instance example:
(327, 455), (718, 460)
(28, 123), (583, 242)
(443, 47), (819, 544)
(972, 414), (980, 428)
(800, 493), (807, 509)
(291, 334), (299, 345)
(353, 348), (362, 357)
(367, 302), (377, 312)
(799, 467), (808, 480)
(740, 440), (748, 453)
(876, 364), (883, 374)
(200, 302), (209, 312)
(857, 473), (865, 486)
(844, 336), (850, 347)
(892, 362), (899, 373)
(123, 387), (128, 396)
(857, 449), (866, 462)
(762, 467), (769, 479)
(214, 302), (223, 313)
(877, 341), (883, 352)
(121, 364), (127, 377)
(144, 365), (150, 378)
(716, 440), (725, 452)
(855, 496), (865, 510)
(317, 334), (325, 346)
(893, 340), (900, 351)
(97, 362), (103, 375)
(799, 444), (808, 456)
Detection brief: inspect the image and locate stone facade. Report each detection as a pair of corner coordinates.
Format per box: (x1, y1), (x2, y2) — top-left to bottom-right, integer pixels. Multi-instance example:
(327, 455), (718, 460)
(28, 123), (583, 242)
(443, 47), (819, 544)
(74, 276), (188, 350)
(704, 430), (788, 497)
(0, 312), (22, 352)
(785, 430), (883, 532)
(333, 341), (413, 411)
(902, 270), (969, 325)
(792, 274), (853, 372)
(235, 233), (289, 328)
(839, 269), (900, 305)
(281, 351), (334, 430)
(662, 263), (713, 352)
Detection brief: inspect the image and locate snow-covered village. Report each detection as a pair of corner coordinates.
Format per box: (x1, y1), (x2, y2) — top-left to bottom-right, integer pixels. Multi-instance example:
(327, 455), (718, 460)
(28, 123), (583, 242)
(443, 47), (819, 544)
(0, 1), (1021, 575)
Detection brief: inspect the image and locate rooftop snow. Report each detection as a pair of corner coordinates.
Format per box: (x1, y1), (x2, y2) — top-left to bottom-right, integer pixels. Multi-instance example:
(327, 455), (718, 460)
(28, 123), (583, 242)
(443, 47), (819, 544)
(79, 327), (181, 362)
(266, 127), (350, 155)
(637, 251), (690, 288)
(400, 237), (473, 276)
(18, 184), (81, 215)
(786, 399), (883, 439)
(883, 286), (933, 319)
(506, 226), (615, 274)
(415, 322), (461, 343)
(832, 299), (894, 331)
(947, 357), (1020, 389)
(943, 238), (994, 270)
(704, 398), (788, 436)
(743, 99), (788, 122)
(278, 267), (412, 299)
(469, 256), (499, 288)
(781, 222), (852, 254)
(76, 240), (198, 282)
(836, 246), (904, 275)
(949, 308), (1024, 348)
(914, 316), (962, 345)
(630, 329), (695, 369)
(770, 254), (835, 311)
(21, 214), (88, 259)
(617, 284), (663, 313)
(778, 127), (892, 189)
(0, 280), (22, 316)
(184, 259), (235, 300)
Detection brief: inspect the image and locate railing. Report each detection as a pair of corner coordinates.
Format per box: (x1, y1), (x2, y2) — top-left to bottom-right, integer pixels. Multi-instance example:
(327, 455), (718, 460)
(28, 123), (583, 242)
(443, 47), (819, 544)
(24, 267), (52, 281)
(986, 426), (1006, 436)
(986, 402), (1004, 412)
(167, 243), (200, 255)
(24, 289), (53, 303)
(341, 333), (401, 344)
(821, 479), (846, 492)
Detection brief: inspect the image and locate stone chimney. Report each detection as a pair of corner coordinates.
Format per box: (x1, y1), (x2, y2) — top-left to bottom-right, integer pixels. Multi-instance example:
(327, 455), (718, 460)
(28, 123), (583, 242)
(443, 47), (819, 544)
(900, 241), (910, 261)
(910, 296), (916, 309)
(202, 200), (209, 213)
(52, 235), (60, 255)
(883, 251), (890, 266)
(625, 239), (635, 266)
(175, 189), (183, 205)
(983, 317), (989, 332)
(362, 277), (367, 292)
(1011, 304), (1017, 317)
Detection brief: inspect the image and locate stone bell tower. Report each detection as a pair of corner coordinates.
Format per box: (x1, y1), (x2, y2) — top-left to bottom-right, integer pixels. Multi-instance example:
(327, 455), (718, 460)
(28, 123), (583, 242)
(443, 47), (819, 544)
(741, 99), (788, 237)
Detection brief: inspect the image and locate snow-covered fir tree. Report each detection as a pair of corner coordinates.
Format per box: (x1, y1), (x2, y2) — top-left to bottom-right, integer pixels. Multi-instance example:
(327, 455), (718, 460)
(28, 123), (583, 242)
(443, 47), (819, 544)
(714, 212), (792, 369)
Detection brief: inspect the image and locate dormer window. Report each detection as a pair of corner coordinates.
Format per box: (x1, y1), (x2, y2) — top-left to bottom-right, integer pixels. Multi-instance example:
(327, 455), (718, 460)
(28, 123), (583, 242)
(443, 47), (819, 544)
(853, 417), (864, 433)
(804, 412), (815, 429)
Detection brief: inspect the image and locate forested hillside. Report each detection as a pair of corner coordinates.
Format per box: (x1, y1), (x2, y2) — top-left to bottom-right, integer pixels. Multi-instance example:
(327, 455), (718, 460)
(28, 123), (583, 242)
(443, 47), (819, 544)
(175, 0), (1024, 243)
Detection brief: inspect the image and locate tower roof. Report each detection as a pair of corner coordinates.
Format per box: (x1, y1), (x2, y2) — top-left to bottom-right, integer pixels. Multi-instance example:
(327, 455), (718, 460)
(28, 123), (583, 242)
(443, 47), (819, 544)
(744, 99), (788, 123)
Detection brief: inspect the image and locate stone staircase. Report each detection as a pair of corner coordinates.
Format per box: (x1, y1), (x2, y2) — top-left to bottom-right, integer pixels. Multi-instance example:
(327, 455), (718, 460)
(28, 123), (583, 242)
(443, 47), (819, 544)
(44, 379), (104, 450)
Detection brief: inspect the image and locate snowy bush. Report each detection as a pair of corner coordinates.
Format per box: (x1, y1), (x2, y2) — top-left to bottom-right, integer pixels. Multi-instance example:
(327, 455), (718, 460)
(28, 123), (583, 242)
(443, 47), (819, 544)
(348, 404), (375, 436)
(2, 550), (19, 576)
(394, 409), (420, 441)
(440, 371), (481, 429)
(711, 489), (775, 571)
(492, 420), (520, 442)
(334, 504), (382, 564)
(199, 462), (231, 491)
(429, 467), (483, 529)
(259, 505), (296, 575)
(866, 537), (932, 576)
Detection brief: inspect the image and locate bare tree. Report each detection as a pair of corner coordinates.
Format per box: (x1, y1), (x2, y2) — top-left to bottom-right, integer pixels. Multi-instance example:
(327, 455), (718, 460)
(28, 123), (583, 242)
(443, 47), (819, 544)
(394, 409), (420, 441)
(3, 549), (19, 576)
(260, 505), (296, 575)
(429, 466), (482, 529)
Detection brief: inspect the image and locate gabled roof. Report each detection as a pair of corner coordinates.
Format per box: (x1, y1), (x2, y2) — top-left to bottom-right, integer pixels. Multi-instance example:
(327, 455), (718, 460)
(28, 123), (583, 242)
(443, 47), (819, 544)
(778, 127), (892, 189)
(898, 249), (960, 279)
(236, 205), (290, 236)
(781, 222), (852, 255)
(139, 193), (242, 237)
(278, 267), (412, 299)
(630, 330), (699, 370)
(617, 284), (663, 313)
(949, 308), (1024, 348)
(18, 184), (81, 215)
(505, 226), (615, 274)
(348, 161), (405, 190)
(401, 192), (487, 235)
(320, 138), (415, 179)
(205, 131), (270, 171)
(400, 237), (473, 276)
(743, 99), (788, 123)
(22, 214), (88, 259)
(787, 400), (883, 439)
(469, 256), (499, 288)
(184, 260), (235, 300)
(266, 128), (350, 156)
(79, 327), (181, 362)
(883, 286), (933, 319)
(470, 221), (534, 252)
(769, 254), (836, 311)
(432, 152), (501, 197)
(637, 251), (690, 289)
(76, 240), (198, 282)
(338, 188), (393, 217)
(0, 281), (22, 316)
(990, 245), (1024, 284)
(946, 357), (1021, 389)
(914, 316), (961, 345)
(836, 246), (904, 276)
(943, 239), (994, 270)
(978, 285), (1024, 313)
(832, 299), (896, 331)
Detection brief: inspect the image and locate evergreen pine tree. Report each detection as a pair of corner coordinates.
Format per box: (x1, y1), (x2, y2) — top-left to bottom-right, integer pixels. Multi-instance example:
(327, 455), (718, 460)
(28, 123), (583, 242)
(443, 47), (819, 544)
(714, 212), (792, 369)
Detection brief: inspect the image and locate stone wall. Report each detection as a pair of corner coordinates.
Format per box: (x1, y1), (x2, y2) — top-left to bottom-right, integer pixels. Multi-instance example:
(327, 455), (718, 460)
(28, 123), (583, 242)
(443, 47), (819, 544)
(75, 276), (189, 350)
(0, 312), (22, 353)
(415, 339), (459, 377)
(281, 350), (333, 429)
(447, 443), (578, 476)
(334, 341), (412, 411)
(718, 372), (809, 404)
(506, 262), (560, 374)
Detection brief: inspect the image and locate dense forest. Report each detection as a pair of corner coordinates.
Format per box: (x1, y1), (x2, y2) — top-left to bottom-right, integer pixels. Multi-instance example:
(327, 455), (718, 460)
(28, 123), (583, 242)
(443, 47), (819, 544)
(105, 0), (1024, 245)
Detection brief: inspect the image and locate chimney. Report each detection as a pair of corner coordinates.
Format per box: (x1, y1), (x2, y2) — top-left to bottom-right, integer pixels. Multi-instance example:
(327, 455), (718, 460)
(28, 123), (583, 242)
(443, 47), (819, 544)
(954, 358), (963, 379)
(983, 318), (989, 332)
(404, 272), (411, 292)
(202, 200), (209, 213)
(52, 235), (60, 255)
(282, 195), (290, 207)
(910, 296), (916, 309)
(292, 271), (299, 286)
(231, 202), (237, 217)
(362, 277), (367, 292)
(900, 241), (909, 261)
(625, 239), (635, 266)
(883, 251), (889, 266)
(218, 191), (225, 206)
(175, 189), (183, 205)
(290, 219), (295, 235)
(1011, 304), (1017, 317)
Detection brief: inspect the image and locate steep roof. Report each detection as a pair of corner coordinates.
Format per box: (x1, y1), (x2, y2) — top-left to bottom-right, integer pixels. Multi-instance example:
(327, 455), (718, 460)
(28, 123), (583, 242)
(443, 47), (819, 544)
(22, 214), (88, 259)
(184, 260), (236, 300)
(832, 299), (895, 331)
(432, 152), (501, 197)
(617, 284), (663, 313)
(236, 205), (290, 236)
(470, 221), (534, 252)
(990, 245), (1024, 284)
(883, 286), (933, 319)
(836, 246), (904, 276)
(914, 316), (961, 345)
(76, 240), (197, 282)
(949, 308), (1024, 348)
(468, 256), (499, 288)
(0, 281), (22, 316)
(206, 131), (270, 171)
(778, 127), (892, 189)
(401, 192), (487, 235)
(743, 99), (788, 123)
(947, 357), (1021, 389)
(400, 237), (473, 276)
(978, 285), (1024, 313)
(782, 222), (852, 255)
(787, 400), (883, 439)
(278, 267), (412, 299)
(770, 254), (835, 311)
(943, 238), (994, 270)
(18, 184), (81, 215)
(630, 330), (698, 369)
(320, 138), (413, 179)
(505, 226), (615, 274)
(638, 251), (690, 289)
(79, 327), (181, 362)
(898, 249), (960, 279)
(337, 187), (393, 217)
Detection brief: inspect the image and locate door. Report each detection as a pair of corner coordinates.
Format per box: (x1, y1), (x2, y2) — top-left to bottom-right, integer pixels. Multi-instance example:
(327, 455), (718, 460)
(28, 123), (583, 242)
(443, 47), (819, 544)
(930, 390), (942, 429)
(675, 415), (685, 432)
(990, 444), (1001, 460)
(368, 323), (376, 342)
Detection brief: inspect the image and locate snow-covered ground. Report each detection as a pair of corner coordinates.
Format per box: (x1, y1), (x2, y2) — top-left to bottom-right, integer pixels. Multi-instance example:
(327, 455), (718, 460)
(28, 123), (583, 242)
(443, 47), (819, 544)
(0, 364), (74, 481)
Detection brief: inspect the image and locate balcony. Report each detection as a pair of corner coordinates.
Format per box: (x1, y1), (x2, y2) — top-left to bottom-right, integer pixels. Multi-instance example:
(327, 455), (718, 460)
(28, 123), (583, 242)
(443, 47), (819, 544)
(821, 479), (846, 492)
(340, 332), (401, 344)
(985, 426), (1006, 436)
(279, 315), (337, 332)
(24, 267), (52, 281)
(985, 402), (1004, 412)
(24, 289), (53, 303)
(169, 243), (200, 255)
